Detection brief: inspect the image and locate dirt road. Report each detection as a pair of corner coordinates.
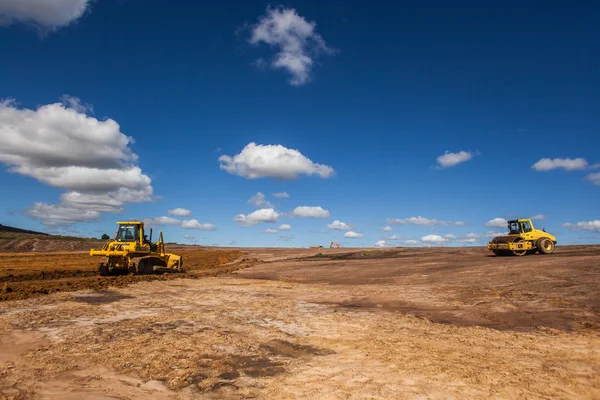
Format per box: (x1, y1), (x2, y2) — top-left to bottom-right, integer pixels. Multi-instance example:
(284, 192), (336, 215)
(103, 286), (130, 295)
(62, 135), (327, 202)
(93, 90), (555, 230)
(1, 246), (599, 399)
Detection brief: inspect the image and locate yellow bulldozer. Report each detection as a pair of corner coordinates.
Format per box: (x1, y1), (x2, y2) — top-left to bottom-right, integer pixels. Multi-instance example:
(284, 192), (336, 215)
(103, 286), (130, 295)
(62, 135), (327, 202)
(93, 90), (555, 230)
(90, 221), (183, 275)
(487, 218), (556, 256)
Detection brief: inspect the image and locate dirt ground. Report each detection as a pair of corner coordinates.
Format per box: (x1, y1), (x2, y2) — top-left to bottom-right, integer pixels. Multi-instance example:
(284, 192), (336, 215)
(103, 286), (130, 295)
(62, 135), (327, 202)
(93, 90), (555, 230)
(0, 246), (599, 399)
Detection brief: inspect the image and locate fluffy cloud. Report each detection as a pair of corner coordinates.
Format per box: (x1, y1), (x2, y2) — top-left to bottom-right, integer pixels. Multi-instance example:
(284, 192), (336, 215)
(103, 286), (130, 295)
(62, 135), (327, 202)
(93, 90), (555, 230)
(181, 219), (216, 231)
(183, 234), (197, 242)
(293, 206), (330, 218)
(436, 151), (474, 168)
(273, 192), (290, 198)
(421, 234), (448, 244)
(26, 202), (101, 225)
(344, 231), (364, 239)
(219, 143), (334, 180)
(386, 216), (465, 226)
(327, 220), (351, 230)
(385, 235), (402, 240)
(531, 158), (590, 172)
(585, 173), (600, 186)
(0, 99), (153, 225)
(168, 208), (192, 217)
(249, 6), (335, 85)
(486, 218), (507, 228)
(234, 208), (280, 226)
(144, 216), (181, 226)
(484, 231), (506, 238)
(0, 0), (91, 32)
(562, 220), (600, 231)
(263, 228), (278, 233)
(530, 214), (546, 220)
(278, 224), (292, 231)
(404, 239), (419, 245)
(382, 226), (393, 231)
(375, 240), (386, 248)
(248, 192), (273, 208)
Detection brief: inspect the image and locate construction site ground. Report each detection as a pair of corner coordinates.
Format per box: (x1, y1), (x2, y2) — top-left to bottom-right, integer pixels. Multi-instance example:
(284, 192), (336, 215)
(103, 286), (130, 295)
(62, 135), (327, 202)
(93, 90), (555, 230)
(0, 245), (599, 399)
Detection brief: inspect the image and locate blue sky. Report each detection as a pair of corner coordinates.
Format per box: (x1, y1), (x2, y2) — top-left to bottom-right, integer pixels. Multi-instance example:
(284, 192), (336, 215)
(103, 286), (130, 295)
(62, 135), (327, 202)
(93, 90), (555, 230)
(0, 0), (598, 247)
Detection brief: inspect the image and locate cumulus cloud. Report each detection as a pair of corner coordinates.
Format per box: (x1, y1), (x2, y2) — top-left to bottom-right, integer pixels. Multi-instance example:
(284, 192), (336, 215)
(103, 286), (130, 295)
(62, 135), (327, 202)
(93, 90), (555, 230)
(421, 234), (448, 244)
(436, 151), (475, 168)
(263, 228), (279, 233)
(144, 216), (181, 226)
(455, 233), (481, 243)
(293, 206), (330, 218)
(531, 158), (590, 172)
(168, 208), (192, 217)
(484, 231), (506, 238)
(375, 240), (386, 248)
(181, 219), (216, 230)
(327, 220), (351, 230)
(0, 0), (91, 32)
(386, 216), (465, 226)
(530, 214), (547, 220)
(278, 224), (292, 231)
(585, 173), (600, 186)
(26, 202), (101, 225)
(486, 218), (507, 228)
(248, 192), (273, 208)
(562, 220), (600, 231)
(404, 239), (419, 245)
(382, 226), (393, 231)
(385, 235), (402, 240)
(183, 234), (197, 242)
(0, 98), (153, 225)
(234, 208), (280, 226)
(219, 143), (334, 180)
(249, 6), (335, 85)
(273, 191), (290, 198)
(344, 231), (364, 238)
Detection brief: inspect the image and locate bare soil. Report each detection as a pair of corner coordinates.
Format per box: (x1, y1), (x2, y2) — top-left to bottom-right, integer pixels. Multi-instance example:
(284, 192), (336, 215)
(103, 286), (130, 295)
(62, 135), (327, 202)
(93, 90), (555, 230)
(0, 246), (598, 399)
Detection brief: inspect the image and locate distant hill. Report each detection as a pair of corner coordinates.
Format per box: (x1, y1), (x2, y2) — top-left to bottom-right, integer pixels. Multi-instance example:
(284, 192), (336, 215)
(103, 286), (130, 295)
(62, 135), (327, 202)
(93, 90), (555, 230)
(0, 223), (49, 236)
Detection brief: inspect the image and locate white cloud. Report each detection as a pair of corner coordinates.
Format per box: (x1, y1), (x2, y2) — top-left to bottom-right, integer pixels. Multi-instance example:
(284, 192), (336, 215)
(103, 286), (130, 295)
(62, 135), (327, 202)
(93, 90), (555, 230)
(273, 192), (290, 198)
(263, 228), (278, 233)
(293, 206), (330, 218)
(386, 216), (465, 226)
(344, 231), (364, 238)
(585, 173), (600, 186)
(168, 208), (192, 217)
(234, 208), (280, 226)
(382, 226), (393, 231)
(484, 231), (506, 238)
(444, 234), (457, 239)
(249, 6), (335, 85)
(0, 99), (154, 225)
(562, 220), (600, 231)
(385, 235), (402, 240)
(278, 224), (292, 231)
(144, 216), (181, 226)
(531, 158), (590, 172)
(26, 202), (101, 225)
(486, 218), (507, 228)
(248, 192), (274, 208)
(530, 214), (546, 220)
(0, 0), (91, 32)
(375, 240), (386, 248)
(59, 95), (93, 114)
(219, 143), (334, 180)
(421, 234), (448, 244)
(184, 234), (197, 242)
(436, 151), (474, 168)
(181, 219), (216, 231)
(327, 220), (351, 230)
(404, 239), (419, 245)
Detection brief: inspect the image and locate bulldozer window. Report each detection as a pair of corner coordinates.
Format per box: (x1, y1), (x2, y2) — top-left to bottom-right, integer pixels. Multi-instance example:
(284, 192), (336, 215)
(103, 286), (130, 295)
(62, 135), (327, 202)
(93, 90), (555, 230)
(116, 225), (138, 242)
(522, 221), (532, 233)
(508, 221), (521, 234)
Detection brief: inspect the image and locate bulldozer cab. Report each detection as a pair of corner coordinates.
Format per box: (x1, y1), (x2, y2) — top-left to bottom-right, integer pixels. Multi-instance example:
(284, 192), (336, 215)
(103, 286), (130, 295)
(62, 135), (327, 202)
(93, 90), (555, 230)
(115, 222), (143, 243)
(508, 219), (534, 235)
